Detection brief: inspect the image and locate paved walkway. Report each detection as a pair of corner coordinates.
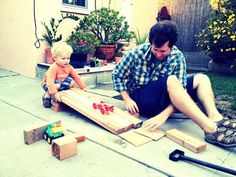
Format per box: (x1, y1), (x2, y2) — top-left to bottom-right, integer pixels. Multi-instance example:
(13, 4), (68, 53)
(0, 68), (235, 177)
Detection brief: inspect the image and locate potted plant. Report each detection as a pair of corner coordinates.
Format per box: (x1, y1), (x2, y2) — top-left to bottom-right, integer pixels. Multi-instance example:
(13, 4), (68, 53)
(89, 57), (102, 67)
(42, 14), (79, 64)
(67, 31), (100, 68)
(79, 7), (135, 62)
(196, 0), (236, 64)
(135, 29), (148, 45)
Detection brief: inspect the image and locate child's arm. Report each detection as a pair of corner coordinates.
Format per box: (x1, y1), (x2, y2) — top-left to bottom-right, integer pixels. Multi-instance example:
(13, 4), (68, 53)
(46, 64), (58, 95)
(69, 67), (86, 90)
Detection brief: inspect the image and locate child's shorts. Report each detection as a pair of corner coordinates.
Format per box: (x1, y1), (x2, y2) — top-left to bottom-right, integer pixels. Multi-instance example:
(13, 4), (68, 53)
(43, 76), (73, 92)
(130, 76), (197, 117)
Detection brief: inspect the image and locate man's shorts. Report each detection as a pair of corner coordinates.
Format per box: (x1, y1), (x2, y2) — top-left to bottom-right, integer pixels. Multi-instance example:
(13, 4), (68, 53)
(43, 76), (73, 92)
(130, 76), (197, 117)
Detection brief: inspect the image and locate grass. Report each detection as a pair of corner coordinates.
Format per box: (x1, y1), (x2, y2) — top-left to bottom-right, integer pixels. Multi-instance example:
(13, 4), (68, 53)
(205, 72), (236, 116)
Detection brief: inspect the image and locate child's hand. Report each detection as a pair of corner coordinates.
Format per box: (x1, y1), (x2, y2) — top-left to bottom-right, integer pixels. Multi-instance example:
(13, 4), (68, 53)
(54, 92), (61, 102)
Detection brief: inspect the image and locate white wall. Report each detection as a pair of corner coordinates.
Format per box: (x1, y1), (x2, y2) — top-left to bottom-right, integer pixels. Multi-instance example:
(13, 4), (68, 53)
(0, 0), (63, 78)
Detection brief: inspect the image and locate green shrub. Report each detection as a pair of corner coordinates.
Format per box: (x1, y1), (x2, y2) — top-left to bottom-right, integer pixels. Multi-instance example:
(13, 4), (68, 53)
(196, 0), (236, 62)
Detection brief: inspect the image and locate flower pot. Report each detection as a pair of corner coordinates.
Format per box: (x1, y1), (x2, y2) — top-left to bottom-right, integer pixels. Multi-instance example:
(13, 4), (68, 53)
(70, 53), (87, 68)
(95, 45), (116, 62)
(45, 48), (54, 64)
(115, 57), (122, 64)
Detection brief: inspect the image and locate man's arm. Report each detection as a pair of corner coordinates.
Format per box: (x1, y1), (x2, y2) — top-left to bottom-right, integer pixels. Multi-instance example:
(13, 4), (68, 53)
(142, 104), (176, 131)
(120, 91), (139, 114)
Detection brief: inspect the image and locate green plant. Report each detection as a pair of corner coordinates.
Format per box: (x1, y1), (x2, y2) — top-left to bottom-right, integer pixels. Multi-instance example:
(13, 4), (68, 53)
(79, 7), (135, 45)
(42, 14), (79, 46)
(67, 31), (100, 54)
(196, 0), (236, 63)
(89, 57), (102, 67)
(135, 30), (148, 45)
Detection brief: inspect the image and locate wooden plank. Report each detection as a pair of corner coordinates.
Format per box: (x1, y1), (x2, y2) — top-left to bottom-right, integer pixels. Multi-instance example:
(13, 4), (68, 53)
(166, 129), (207, 153)
(23, 120), (61, 145)
(70, 88), (142, 128)
(60, 93), (129, 135)
(64, 130), (85, 143)
(134, 127), (165, 141)
(63, 91), (132, 130)
(119, 130), (152, 146)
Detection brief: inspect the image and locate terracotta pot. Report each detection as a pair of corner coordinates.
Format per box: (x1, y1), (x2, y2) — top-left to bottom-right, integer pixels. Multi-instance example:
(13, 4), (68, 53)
(45, 48), (54, 64)
(115, 57), (122, 64)
(95, 45), (116, 62)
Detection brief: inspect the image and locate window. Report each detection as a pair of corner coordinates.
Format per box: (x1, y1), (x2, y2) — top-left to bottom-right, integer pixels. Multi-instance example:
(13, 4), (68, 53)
(62, 0), (86, 8)
(61, 0), (91, 14)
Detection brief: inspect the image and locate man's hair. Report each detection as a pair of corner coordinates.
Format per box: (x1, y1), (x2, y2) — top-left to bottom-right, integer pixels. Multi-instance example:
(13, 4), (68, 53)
(51, 41), (73, 58)
(149, 20), (178, 48)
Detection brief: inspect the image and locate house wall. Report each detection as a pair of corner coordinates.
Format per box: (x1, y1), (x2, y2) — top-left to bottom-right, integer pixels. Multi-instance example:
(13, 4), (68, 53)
(0, 0), (211, 78)
(0, 0), (62, 78)
(0, 0), (96, 78)
(131, 0), (157, 39)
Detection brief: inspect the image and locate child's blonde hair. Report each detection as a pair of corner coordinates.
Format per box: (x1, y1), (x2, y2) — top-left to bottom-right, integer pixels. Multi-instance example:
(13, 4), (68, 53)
(51, 41), (73, 58)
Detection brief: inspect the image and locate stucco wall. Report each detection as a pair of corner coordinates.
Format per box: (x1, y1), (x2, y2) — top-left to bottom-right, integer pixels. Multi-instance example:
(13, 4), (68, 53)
(0, 0), (156, 78)
(0, 0), (62, 78)
(131, 0), (157, 41)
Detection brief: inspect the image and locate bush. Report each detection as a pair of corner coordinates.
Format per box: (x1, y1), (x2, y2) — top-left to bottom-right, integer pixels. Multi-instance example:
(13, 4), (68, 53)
(196, 0), (236, 63)
(67, 31), (100, 54)
(79, 7), (135, 45)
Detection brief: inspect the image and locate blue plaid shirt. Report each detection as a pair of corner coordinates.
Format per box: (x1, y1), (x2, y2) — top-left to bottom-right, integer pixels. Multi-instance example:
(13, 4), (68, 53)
(112, 43), (187, 93)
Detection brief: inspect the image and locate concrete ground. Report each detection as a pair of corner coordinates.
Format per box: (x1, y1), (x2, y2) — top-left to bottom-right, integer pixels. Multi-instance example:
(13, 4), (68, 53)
(0, 68), (235, 177)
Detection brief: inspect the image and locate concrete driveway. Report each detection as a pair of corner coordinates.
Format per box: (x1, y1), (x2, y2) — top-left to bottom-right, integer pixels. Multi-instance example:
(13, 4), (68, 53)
(0, 68), (235, 177)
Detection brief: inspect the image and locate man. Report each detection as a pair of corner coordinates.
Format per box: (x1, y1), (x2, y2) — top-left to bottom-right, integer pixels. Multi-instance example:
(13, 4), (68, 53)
(112, 20), (236, 147)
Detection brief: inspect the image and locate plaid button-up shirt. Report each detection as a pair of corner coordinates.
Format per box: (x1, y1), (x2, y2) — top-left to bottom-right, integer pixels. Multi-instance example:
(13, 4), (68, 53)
(112, 43), (187, 94)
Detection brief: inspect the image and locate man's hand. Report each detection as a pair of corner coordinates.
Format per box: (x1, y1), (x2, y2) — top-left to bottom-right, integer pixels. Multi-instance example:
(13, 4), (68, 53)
(142, 114), (168, 131)
(124, 97), (139, 114)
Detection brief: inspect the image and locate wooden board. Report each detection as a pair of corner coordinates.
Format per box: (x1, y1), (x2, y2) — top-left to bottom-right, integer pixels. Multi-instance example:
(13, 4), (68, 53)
(23, 120), (61, 145)
(119, 130), (152, 146)
(134, 127), (165, 141)
(64, 130), (85, 143)
(166, 129), (207, 153)
(58, 88), (142, 135)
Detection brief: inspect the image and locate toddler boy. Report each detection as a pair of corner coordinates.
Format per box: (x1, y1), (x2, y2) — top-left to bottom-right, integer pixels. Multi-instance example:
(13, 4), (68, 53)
(41, 41), (86, 108)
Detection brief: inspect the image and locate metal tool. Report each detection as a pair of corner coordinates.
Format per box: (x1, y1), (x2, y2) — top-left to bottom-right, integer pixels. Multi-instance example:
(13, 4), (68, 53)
(169, 149), (236, 176)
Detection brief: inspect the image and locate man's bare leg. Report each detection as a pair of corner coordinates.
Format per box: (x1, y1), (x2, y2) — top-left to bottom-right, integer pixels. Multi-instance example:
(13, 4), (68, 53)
(193, 74), (222, 122)
(167, 75), (217, 133)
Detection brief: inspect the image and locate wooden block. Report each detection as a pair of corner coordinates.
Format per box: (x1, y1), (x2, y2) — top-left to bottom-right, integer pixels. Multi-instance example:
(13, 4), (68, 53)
(23, 120), (61, 145)
(134, 127), (165, 141)
(119, 130), (152, 146)
(64, 131), (85, 143)
(166, 129), (207, 153)
(52, 136), (77, 160)
(51, 101), (64, 112)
